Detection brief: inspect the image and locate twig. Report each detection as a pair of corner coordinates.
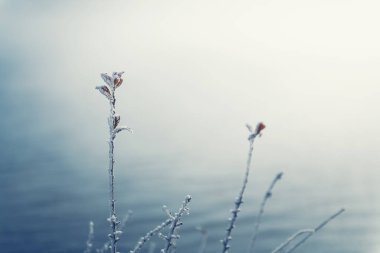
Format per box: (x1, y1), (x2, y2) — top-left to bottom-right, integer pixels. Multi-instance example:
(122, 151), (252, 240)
(196, 227), (208, 253)
(270, 229), (314, 253)
(249, 172), (283, 253)
(270, 208), (345, 253)
(96, 210), (133, 253)
(130, 218), (172, 253)
(161, 195), (192, 253)
(120, 210), (133, 232)
(220, 122), (266, 253)
(84, 221), (94, 253)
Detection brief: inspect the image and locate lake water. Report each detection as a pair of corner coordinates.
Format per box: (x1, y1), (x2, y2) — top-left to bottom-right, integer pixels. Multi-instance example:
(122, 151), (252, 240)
(0, 90), (378, 253)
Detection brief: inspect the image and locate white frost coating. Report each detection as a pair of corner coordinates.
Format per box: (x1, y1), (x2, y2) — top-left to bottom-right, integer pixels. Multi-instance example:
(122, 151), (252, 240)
(221, 123), (265, 253)
(96, 71), (131, 253)
(130, 218), (172, 253)
(101, 73), (113, 87)
(161, 195), (192, 253)
(114, 126), (133, 135)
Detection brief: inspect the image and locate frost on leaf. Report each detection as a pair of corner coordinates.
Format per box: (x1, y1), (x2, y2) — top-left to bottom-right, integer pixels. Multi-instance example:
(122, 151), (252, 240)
(246, 124), (253, 133)
(113, 72), (125, 89)
(115, 127), (133, 134)
(101, 73), (113, 87)
(113, 115), (121, 129)
(96, 85), (112, 100)
(114, 78), (123, 88)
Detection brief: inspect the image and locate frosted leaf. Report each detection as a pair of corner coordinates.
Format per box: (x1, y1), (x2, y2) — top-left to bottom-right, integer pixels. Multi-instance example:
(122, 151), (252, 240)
(96, 85), (112, 100)
(246, 124), (253, 133)
(112, 71), (125, 78)
(112, 71), (125, 88)
(101, 73), (113, 87)
(115, 126), (133, 134)
(114, 78), (123, 88)
(113, 115), (121, 129)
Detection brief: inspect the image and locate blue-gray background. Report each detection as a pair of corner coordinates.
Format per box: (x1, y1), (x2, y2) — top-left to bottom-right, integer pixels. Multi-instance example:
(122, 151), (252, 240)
(0, 0), (379, 252)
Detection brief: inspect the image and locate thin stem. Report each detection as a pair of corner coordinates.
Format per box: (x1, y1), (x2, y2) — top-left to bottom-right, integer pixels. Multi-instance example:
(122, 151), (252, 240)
(84, 221), (95, 253)
(196, 227), (208, 253)
(284, 208), (345, 253)
(96, 72), (127, 253)
(161, 195), (192, 253)
(270, 208), (345, 253)
(249, 172), (283, 253)
(221, 136), (255, 253)
(270, 229), (314, 253)
(130, 218), (172, 253)
(108, 85), (119, 253)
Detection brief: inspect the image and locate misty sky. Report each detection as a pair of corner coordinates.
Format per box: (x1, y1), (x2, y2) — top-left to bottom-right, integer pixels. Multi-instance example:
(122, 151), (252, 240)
(1, 0), (379, 169)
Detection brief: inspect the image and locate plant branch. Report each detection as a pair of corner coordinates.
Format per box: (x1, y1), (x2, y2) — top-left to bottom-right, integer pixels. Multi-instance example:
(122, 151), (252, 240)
(271, 208), (345, 253)
(249, 172), (283, 253)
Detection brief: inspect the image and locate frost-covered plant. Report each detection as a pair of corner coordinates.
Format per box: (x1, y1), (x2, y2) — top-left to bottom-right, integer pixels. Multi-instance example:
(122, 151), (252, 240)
(271, 208), (345, 253)
(130, 218), (172, 253)
(219, 123), (344, 253)
(96, 72), (132, 253)
(159, 195), (192, 253)
(93, 72), (192, 253)
(87, 72), (343, 253)
(220, 122), (266, 253)
(249, 172), (283, 253)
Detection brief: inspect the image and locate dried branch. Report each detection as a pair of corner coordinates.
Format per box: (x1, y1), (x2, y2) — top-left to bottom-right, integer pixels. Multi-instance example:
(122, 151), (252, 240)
(249, 172), (283, 253)
(221, 122), (266, 253)
(271, 208), (345, 253)
(161, 195), (192, 253)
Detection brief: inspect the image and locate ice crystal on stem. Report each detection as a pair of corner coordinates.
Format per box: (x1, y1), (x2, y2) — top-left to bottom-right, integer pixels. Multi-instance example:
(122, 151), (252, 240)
(130, 218), (172, 253)
(220, 123), (265, 253)
(96, 71), (131, 253)
(161, 195), (192, 253)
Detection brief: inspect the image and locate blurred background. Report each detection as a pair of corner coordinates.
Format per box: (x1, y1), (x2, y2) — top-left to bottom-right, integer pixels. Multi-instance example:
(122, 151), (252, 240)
(0, 0), (379, 252)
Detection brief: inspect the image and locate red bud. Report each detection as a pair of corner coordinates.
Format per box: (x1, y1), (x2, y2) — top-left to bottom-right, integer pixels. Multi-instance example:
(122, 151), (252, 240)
(255, 122), (266, 135)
